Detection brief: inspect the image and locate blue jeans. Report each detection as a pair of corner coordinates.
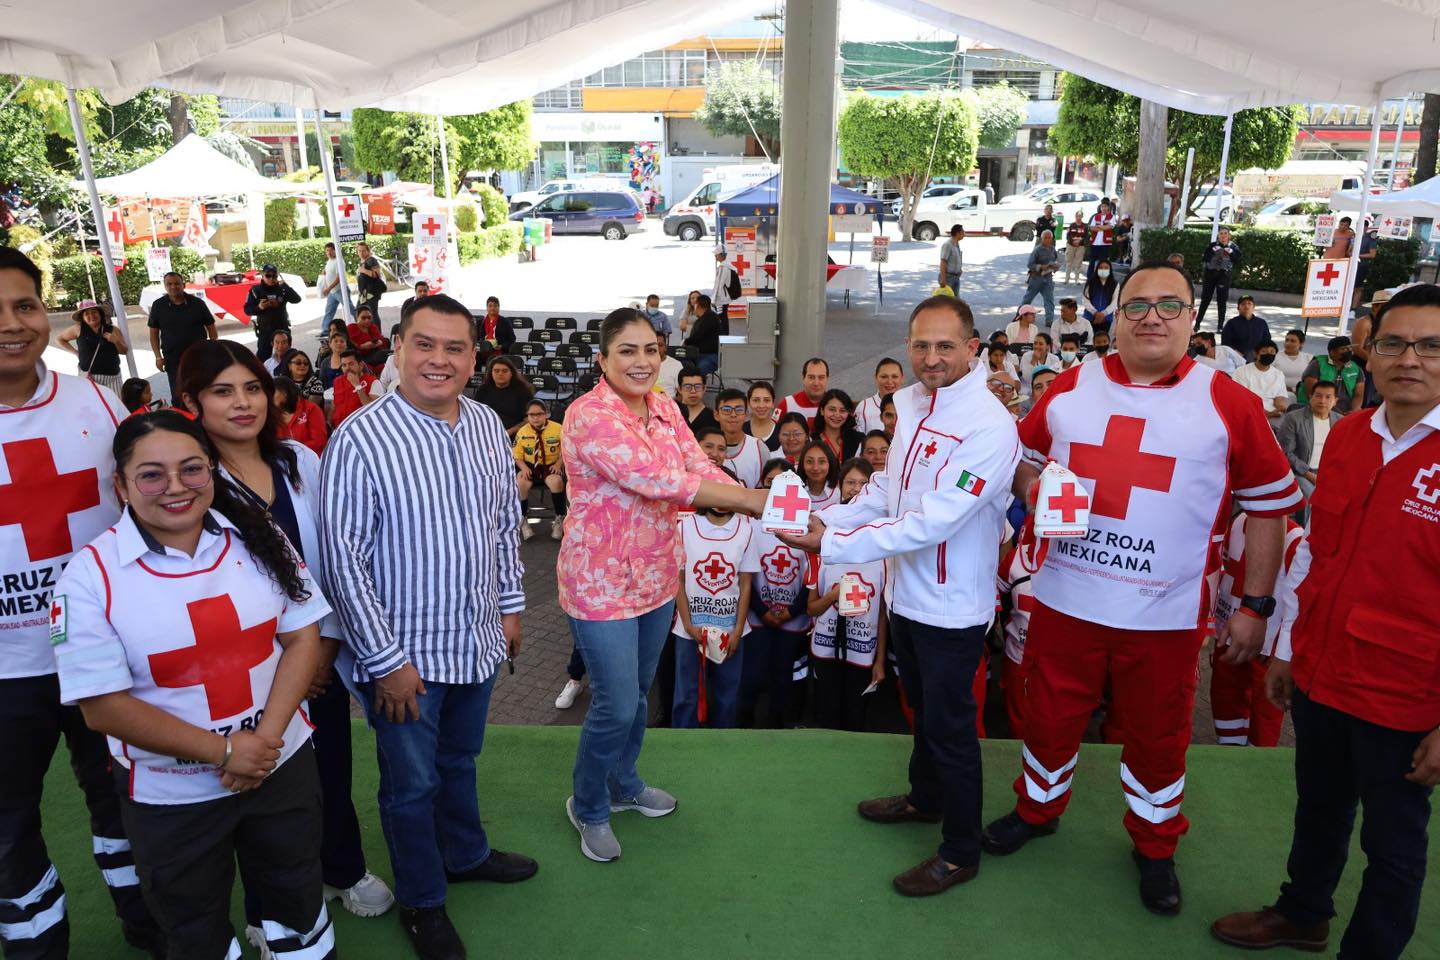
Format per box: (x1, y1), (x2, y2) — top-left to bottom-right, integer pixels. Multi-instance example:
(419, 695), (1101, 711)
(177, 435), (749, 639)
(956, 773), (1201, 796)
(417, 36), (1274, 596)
(672, 631), (745, 729)
(1021, 275), (1055, 325)
(569, 602), (673, 824)
(361, 674), (496, 909)
(323, 288), (344, 326)
(696, 353), (719, 376)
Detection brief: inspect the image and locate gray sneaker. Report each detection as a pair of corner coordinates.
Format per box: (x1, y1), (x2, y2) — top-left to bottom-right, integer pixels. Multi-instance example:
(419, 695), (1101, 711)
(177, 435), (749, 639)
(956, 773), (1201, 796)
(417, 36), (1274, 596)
(566, 796), (621, 862)
(610, 785), (677, 818)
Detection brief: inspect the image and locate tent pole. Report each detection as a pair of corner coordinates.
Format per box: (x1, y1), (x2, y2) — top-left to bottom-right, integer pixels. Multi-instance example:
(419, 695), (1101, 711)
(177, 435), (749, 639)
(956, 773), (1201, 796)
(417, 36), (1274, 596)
(1385, 95), (1409, 193)
(1177, 147), (1195, 227)
(1340, 102), (1384, 335)
(1211, 113), (1233, 241)
(66, 86), (139, 380)
(296, 108), (314, 238)
(436, 115), (456, 241)
(313, 106), (355, 322)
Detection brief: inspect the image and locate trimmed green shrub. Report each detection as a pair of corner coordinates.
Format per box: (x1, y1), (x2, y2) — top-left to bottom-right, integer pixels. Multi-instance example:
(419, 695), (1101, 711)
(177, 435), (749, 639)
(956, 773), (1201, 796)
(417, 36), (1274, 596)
(230, 237), (402, 285)
(1139, 226), (1422, 295)
(51, 244), (207, 308)
(454, 204), (479, 234)
(472, 183), (508, 229)
(457, 224), (522, 264)
(264, 197), (297, 242)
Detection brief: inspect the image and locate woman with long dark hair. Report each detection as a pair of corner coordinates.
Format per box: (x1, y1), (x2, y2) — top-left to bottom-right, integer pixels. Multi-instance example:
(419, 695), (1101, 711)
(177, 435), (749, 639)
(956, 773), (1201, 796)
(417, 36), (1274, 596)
(1082, 258), (1118, 334)
(471, 354), (533, 438)
(798, 438), (839, 510)
(176, 341), (394, 941)
(811, 388), (863, 462)
(53, 410), (336, 960)
(277, 347), (326, 405)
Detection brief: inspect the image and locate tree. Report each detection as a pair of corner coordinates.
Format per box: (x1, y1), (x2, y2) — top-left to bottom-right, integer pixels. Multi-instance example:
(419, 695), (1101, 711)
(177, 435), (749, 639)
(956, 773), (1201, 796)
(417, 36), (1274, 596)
(351, 103), (533, 190)
(838, 91), (979, 238)
(967, 81), (1029, 150)
(693, 59), (782, 158)
(1416, 93), (1439, 186)
(1052, 73), (1302, 221)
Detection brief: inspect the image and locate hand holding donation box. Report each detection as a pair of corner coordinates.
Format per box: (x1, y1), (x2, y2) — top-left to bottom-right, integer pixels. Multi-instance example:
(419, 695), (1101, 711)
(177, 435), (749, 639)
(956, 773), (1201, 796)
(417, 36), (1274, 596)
(1034, 461), (1090, 538)
(700, 626), (730, 664)
(762, 470), (811, 535)
(836, 573), (871, 617)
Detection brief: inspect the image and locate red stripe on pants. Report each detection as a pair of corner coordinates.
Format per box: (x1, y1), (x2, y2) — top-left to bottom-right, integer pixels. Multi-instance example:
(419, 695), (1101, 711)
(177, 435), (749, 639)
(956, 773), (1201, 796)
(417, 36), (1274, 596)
(1014, 600), (1205, 859)
(1208, 646), (1284, 748)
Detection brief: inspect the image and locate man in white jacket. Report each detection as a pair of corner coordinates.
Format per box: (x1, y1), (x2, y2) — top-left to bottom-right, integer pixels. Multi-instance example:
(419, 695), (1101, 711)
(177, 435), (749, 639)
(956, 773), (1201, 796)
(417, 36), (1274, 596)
(780, 295), (1020, 898)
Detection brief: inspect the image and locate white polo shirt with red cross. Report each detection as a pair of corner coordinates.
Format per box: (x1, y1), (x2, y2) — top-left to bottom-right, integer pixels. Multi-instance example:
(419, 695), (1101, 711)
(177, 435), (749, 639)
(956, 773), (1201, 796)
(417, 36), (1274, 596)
(53, 509), (331, 805)
(0, 367), (126, 679)
(1019, 353), (1301, 630)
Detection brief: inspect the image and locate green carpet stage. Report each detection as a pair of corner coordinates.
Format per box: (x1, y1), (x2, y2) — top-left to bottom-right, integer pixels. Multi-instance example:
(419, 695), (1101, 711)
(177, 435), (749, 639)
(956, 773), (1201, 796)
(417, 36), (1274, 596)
(45, 726), (1440, 958)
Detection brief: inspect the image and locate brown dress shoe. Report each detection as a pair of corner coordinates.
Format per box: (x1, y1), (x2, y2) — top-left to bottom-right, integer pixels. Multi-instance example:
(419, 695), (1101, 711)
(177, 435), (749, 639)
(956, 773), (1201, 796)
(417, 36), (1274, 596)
(1211, 907), (1329, 952)
(892, 856), (978, 897)
(857, 794), (943, 824)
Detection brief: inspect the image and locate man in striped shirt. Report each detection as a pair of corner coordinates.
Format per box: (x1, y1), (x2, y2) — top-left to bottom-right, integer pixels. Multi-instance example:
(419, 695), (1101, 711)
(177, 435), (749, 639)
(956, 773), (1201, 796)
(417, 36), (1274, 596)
(320, 294), (536, 960)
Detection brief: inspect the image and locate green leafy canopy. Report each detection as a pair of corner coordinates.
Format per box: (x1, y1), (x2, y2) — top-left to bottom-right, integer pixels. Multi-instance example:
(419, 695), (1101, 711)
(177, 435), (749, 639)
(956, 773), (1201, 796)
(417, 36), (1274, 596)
(351, 103), (536, 190)
(693, 60), (782, 155)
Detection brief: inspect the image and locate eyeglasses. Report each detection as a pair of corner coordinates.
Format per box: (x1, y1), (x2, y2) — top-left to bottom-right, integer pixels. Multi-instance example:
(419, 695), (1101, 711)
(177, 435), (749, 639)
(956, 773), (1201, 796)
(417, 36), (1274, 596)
(717, 405), (746, 414)
(1120, 298), (1191, 322)
(986, 379), (1017, 395)
(679, 383), (704, 392)
(1368, 335), (1440, 358)
(129, 463), (212, 497)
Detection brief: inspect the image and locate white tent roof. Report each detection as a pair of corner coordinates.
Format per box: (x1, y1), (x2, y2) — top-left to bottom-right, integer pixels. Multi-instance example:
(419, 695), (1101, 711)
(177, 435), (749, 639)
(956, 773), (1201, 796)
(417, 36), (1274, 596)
(1331, 176), (1440, 220)
(3, 1), (1439, 116)
(76, 134), (301, 197)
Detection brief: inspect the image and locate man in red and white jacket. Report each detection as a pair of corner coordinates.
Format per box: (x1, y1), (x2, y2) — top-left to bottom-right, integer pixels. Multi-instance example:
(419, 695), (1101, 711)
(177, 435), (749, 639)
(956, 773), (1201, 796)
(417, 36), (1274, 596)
(0, 248), (160, 959)
(982, 262), (1301, 916)
(773, 357), (829, 430)
(1208, 511), (1303, 748)
(780, 295), (1019, 898)
(1213, 282), (1440, 959)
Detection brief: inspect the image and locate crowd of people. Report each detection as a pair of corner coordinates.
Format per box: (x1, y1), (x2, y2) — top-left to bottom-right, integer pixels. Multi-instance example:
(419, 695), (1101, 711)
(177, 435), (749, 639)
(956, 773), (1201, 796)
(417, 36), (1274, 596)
(1, 235), (1437, 960)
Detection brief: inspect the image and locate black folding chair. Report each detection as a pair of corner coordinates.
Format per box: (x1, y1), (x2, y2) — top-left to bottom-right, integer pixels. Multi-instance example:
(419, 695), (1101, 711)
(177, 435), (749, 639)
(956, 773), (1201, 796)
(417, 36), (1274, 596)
(585, 317), (606, 331)
(670, 344), (700, 366)
(545, 316), (578, 331)
(570, 330), (600, 348)
(556, 342), (593, 376)
(508, 316), (534, 331)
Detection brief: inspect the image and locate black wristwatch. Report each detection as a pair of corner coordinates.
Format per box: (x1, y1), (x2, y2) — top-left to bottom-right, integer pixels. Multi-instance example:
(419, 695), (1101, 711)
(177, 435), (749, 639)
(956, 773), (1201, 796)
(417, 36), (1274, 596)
(1240, 594), (1277, 618)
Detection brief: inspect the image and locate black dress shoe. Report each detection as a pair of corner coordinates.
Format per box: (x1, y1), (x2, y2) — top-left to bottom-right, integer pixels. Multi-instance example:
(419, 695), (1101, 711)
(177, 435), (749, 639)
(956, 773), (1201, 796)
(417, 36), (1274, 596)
(892, 856), (979, 897)
(121, 919), (166, 960)
(446, 849), (538, 884)
(857, 794), (943, 824)
(1133, 850), (1182, 915)
(980, 809), (1059, 856)
(399, 905), (466, 960)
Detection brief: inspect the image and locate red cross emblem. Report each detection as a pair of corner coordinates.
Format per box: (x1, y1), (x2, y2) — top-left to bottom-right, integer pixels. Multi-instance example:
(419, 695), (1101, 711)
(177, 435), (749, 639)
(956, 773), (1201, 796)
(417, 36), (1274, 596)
(411, 250), (428, 274)
(1412, 464), (1440, 505)
(922, 440), (939, 458)
(337, 198), (356, 218)
(50, 600), (63, 624)
(105, 209), (127, 246)
(844, 581), (870, 608)
(1067, 416), (1176, 520)
(693, 551), (736, 595)
(761, 546), (799, 586)
(732, 253), (751, 275)
(148, 595), (278, 721)
(771, 485), (809, 522)
(420, 216), (443, 237)
(1047, 482), (1090, 523)
(0, 439), (101, 562)
(1314, 262), (1341, 287)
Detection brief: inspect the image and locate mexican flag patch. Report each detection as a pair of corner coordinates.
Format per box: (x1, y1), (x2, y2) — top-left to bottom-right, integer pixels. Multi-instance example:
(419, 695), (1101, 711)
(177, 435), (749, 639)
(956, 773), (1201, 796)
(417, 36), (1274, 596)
(49, 595), (67, 646)
(956, 471), (986, 496)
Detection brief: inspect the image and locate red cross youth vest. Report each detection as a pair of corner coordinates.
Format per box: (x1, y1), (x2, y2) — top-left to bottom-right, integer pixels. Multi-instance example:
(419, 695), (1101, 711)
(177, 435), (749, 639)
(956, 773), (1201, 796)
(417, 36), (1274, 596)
(672, 513), (757, 640)
(0, 371), (123, 678)
(1291, 410), (1440, 731)
(1020, 355), (1299, 630)
(746, 529), (810, 633)
(68, 524), (317, 804)
(808, 555), (887, 668)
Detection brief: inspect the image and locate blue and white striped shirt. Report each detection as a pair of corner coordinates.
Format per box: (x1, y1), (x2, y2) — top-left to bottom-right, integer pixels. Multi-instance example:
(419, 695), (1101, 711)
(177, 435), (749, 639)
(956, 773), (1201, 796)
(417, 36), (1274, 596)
(319, 390), (524, 684)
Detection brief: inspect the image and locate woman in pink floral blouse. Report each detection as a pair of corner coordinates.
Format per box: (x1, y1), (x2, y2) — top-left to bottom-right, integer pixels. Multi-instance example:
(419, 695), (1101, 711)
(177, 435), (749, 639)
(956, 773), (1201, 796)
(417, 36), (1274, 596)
(558, 308), (761, 862)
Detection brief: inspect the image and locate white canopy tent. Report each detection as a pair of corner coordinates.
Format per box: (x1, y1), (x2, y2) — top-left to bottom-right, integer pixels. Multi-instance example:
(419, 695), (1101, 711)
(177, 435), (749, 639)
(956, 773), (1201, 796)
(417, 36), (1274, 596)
(1332, 175), (1440, 221)
(7, 0), (1440, 340)
(73, 133), (301, 197)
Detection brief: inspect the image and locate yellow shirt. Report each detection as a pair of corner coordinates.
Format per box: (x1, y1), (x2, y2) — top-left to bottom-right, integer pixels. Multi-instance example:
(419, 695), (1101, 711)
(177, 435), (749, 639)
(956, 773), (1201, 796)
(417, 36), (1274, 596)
(513, 420), (562, 467)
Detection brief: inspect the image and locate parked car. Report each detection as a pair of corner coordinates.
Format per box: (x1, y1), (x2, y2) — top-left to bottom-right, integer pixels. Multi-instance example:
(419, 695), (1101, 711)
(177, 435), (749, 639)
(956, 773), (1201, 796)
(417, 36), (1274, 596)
(1249, 196), (1328, 230)
(510, 190), (647, 239)
(508, 177), (629, 213)
(909, 186), (1105, 242)
(890, 183), (971, 218)
(1185, 185), (1237, 223)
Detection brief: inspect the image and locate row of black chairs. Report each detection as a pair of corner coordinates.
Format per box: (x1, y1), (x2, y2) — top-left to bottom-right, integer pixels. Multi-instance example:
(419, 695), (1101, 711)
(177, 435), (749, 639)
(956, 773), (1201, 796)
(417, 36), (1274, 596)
(507, 316), (608, 333)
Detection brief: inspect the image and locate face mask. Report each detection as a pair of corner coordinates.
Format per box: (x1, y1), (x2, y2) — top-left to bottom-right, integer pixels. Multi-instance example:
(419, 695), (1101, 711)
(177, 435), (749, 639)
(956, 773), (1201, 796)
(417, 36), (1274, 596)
(1338, 350), (1354, 364)
(1094, 343), (1109, 355)
(1257, 354), (1275, 367)
(1096, 269), (1111, 279)
(1060, 350), (1078, 363)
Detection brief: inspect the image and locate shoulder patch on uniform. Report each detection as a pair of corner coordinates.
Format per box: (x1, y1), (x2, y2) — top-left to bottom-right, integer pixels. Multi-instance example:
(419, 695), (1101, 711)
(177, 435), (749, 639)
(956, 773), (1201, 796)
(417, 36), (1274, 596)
(49, 595), (67, 646)
(957, 471), (986, 496)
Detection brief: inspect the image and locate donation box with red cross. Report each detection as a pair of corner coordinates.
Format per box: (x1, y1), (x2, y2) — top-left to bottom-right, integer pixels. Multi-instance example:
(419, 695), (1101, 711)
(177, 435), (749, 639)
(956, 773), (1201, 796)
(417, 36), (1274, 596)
(762, 470), (811, 535)
(1034, 461), (1091, 538)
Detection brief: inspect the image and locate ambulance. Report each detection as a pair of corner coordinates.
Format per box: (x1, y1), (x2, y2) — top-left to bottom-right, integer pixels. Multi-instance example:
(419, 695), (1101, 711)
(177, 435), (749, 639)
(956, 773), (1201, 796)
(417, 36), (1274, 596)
(663, 163), (779, 241)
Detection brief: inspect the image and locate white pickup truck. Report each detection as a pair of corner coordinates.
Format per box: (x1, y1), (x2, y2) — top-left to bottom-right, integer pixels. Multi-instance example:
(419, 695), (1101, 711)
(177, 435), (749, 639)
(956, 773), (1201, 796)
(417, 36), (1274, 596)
(909, 185), (1107, 242)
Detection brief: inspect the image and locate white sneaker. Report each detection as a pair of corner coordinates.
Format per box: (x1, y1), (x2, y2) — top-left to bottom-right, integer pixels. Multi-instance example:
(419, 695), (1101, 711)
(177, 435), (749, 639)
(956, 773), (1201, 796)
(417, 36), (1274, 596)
(245, 925), (274, 960)
(550, 517), (564, 540)
(555, 678), (583, 709)
(324, 872), (395, 918)
(520, 521), (535, 542)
